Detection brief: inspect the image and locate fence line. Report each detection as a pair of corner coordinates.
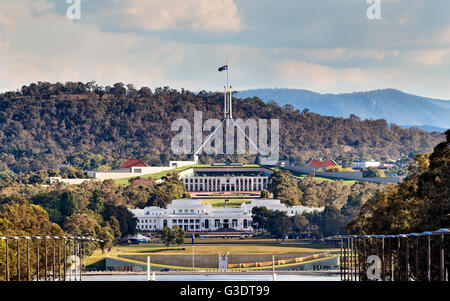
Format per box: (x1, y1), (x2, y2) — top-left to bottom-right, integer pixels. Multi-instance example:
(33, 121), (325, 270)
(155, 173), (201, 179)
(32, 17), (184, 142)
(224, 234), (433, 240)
(326, 228), (449, 281)
(0, 236), (103, 281)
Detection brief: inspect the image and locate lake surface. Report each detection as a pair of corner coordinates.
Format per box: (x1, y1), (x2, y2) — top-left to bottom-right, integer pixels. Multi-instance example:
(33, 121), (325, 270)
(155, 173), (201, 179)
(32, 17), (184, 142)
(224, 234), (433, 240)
(82, 274), (340, 281)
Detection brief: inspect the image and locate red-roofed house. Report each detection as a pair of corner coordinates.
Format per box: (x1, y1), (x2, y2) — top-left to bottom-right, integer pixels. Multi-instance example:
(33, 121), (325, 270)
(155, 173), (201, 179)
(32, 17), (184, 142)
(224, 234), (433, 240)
(307, 158), (339, 168)
(120, 159), (147, 169)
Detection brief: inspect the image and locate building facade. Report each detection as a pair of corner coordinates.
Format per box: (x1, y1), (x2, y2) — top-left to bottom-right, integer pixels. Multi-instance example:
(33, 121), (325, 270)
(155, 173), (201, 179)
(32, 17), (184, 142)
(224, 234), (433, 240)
(179, 167), (273, 192)
(130, 199), (324, 233)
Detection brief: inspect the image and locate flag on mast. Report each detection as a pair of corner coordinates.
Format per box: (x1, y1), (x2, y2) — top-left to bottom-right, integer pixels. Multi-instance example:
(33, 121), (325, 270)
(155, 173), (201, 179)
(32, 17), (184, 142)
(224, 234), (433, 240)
(218, 60), (228, 72)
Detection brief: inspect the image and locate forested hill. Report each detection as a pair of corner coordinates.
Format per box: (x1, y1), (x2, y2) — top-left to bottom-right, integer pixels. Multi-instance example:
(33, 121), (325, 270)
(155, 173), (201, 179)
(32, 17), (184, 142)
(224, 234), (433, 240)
(236, 88), (450, 130)
(0, 82), (444, 173)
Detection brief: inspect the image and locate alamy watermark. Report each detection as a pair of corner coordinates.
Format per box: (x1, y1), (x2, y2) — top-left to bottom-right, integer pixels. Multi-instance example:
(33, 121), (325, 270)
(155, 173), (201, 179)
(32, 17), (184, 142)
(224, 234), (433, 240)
(367, 0), (382, 20)
(66, 0), (81, 20)
(171, 112), (279, 165)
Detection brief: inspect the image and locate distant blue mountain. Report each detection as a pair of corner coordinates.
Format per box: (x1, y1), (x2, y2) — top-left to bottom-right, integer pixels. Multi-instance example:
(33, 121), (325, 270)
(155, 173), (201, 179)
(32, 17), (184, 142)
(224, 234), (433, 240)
(236, 88), (450, 131)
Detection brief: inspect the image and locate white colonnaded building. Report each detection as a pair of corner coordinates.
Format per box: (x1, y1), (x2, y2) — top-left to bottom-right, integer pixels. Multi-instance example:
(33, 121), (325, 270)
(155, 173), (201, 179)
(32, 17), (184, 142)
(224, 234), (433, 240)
(130, 199), (324, 233)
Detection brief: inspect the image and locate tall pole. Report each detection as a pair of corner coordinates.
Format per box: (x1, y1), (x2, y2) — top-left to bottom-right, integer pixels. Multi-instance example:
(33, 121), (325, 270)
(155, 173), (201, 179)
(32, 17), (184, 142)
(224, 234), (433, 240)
(381, 236), (385, 281)
(26, 238), (30, 281)
(427, 234), (431, 281)
(5, 238), (9, 281)
(63, 239), (66, 281)
(405, 237), (409, 281)
(78, 241), (82, 281)
(69, 240), (72, 281)
(45, 238), (48, 281)
(415, 236), (419, 281)
(147, 256), (151, 281)
(16, 238), (20, 281)
(36, 238), (40, 281)
(339, 238), (343, 281)
(52, 238), (56, 281)
(440, 234), (445, 281)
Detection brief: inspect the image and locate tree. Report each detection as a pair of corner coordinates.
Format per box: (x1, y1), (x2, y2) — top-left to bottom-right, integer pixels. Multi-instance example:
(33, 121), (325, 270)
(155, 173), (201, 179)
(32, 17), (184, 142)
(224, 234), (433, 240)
(260, 190), (270, 198)
(362, 167), (385, 178)
(160, 226), (175, 248)
(174, 226), (185, 246)
(0, 200), (64, 280)
(267, 210), (291, 241)
(59, 191), (79, 217)
(63, 210), (108, 255)
(88, 189), (105, 214)
(268, 170), (302, 206)
(251, 206), (272, 233)
(290, 214), (309, 234)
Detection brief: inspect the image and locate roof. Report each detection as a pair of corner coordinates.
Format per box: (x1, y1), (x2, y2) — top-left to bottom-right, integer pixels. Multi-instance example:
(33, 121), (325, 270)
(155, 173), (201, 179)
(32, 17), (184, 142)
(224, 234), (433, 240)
(120, 159), (147, 169)
(307, 158), (338, 168)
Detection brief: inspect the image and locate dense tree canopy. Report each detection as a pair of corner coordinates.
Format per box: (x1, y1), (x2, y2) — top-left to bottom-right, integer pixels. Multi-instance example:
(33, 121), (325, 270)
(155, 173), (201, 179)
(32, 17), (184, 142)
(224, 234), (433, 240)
(0, 82), (443, 173)
(347, 129), (450, 234)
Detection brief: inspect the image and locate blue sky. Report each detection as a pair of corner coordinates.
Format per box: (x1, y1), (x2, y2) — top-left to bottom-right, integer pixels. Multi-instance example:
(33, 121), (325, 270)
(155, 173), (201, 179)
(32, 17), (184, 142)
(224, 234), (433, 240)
(0, 0), (449, 99)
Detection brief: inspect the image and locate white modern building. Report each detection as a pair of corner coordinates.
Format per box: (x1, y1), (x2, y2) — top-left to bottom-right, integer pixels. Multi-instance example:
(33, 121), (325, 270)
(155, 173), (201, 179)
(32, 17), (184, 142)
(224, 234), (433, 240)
(352, 161), (381, 169)
(179, 167), (273, 192)
(130, 199), (324, 233)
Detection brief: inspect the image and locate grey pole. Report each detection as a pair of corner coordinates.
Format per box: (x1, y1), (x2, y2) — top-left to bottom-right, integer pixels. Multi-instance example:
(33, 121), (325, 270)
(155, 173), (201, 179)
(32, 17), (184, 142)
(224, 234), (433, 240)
(16, 237), (20, 281)
(339, 237), (343, 281)
(78, 240), (82, 281)
(63, 238), (66, 281)
(44, 237), (48, 281)
(26, 237), (30, 281)
(416, 236), (419, 280)
(397, 236), (401, 281)
(32, 237), (41, 281)
(52, 238), (56, 281)
(423, 231), (432, 281)
(408, 233), (420, 281)
(0, 237), (6, 281)
(387, 235), (395, 281)
(379, 235), (385, 281)
(69, 239), (73, 281)
(349, 237), (352, 281)
(58, 238), (61, 281)
(405, 237), (409, 281)
(432, 229), (450, 281)
(6, 238), (9, 281)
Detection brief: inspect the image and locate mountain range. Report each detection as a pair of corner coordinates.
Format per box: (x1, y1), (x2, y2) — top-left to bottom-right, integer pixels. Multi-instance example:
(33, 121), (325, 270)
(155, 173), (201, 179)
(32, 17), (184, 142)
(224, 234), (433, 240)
(236, 89), (450, 132)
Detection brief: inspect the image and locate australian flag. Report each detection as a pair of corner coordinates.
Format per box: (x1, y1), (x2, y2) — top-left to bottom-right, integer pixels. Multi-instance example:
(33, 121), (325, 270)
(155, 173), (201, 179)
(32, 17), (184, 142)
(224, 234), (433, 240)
(218, 63), (228, 72)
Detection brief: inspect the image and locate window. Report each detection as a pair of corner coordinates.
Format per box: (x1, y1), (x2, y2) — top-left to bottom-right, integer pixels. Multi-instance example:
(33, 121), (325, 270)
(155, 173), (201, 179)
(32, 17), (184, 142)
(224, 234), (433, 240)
(173, 220), (177, 224)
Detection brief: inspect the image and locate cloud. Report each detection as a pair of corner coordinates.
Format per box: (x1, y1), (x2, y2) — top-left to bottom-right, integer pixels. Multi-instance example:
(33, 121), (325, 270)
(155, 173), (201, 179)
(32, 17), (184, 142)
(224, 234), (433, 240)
(109, 0), (243, 32)
(406, 49), (450, 66)
(274, 60), (399, 92)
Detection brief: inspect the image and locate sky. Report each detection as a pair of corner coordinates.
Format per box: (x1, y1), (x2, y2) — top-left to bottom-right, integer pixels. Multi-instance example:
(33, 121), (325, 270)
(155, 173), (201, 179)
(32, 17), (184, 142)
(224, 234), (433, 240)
(0, 0), (449, 99)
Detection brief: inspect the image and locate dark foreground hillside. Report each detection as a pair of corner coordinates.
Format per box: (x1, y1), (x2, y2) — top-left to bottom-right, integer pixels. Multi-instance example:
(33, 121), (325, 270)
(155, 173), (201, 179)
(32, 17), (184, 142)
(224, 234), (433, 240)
(0, 82), (444, 173)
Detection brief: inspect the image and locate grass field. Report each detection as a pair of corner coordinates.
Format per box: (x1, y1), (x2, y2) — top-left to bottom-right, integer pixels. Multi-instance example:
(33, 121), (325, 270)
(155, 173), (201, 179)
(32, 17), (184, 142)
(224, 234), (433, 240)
(86, 239), (338, 270)
(94, 239), (334, 256)
(287, 170), (358, 185)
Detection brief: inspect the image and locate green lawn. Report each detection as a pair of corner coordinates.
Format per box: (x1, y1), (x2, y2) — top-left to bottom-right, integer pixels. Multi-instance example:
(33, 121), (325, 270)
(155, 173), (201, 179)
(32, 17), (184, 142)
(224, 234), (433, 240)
(287, 170), (357, 185)
(93, 240), (335, 256)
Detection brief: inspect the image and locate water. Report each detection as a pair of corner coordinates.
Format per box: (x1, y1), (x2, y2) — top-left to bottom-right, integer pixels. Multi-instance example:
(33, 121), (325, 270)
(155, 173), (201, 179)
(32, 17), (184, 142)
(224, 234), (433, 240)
(82, 274), (340, 281)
